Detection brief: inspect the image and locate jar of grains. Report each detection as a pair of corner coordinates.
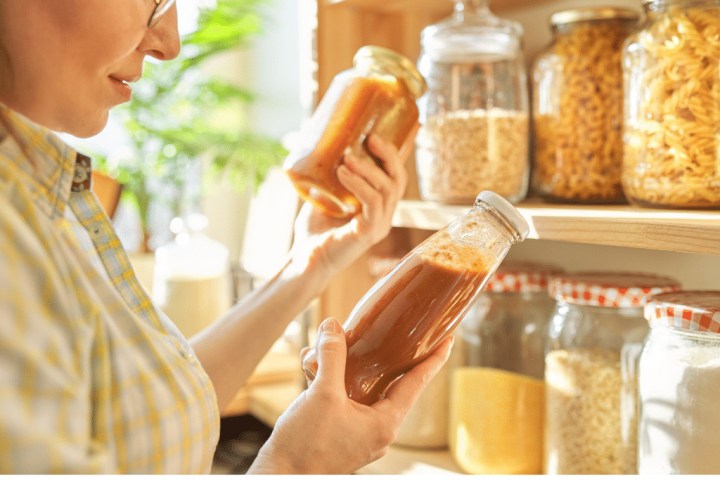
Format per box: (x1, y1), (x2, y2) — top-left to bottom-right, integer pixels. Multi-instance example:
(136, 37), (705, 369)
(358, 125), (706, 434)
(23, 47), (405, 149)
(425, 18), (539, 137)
(415, 0), (529, 205)
(544, 272), (680, 474)
(531, 8), (639, 203)
(638, 291), (720, 474)
(621, 0), (720, 208)
(449, 261), (562, 474)
(284, 46), (426, 218)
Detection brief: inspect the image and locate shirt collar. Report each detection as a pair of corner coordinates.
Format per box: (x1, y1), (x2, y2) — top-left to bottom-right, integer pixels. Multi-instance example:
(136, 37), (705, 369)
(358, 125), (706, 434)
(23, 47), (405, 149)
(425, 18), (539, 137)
(0, 104), (91, 218)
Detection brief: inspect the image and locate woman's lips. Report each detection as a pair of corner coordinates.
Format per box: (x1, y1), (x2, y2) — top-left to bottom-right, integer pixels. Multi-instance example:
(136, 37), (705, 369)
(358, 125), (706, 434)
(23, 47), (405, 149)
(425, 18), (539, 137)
(109, 76), (133, 102)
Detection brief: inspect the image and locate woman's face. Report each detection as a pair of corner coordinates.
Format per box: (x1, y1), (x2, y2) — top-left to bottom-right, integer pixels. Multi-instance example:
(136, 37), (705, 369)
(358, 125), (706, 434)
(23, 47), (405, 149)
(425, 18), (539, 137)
(0, 0), (180, 137)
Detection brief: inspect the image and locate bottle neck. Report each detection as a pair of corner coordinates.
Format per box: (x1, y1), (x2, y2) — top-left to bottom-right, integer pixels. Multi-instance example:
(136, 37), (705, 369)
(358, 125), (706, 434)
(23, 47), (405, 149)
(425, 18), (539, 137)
(454, 0), (491, 17)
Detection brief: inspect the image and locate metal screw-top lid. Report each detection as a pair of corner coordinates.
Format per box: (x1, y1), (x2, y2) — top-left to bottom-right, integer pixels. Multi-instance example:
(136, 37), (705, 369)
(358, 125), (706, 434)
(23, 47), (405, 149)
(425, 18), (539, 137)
(550, 7), (640, 27)
(354, 45), (428, 100)
(475, 190), (529, 242)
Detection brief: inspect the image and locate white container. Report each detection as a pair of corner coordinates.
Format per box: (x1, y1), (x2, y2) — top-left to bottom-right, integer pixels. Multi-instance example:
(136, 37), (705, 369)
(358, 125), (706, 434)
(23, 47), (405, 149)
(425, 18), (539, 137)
(152, 214), (233, 338)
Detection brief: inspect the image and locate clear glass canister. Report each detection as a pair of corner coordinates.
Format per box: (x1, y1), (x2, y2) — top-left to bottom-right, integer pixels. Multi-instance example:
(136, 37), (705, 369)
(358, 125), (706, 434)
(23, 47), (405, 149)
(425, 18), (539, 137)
(639, 291), (720, 474)
(532, 8), (639, 203)
(449, 261), (562, 474)
(544, 272), (680, 475)
(622, 0), (720, 208)
(284, 46), (426, 218)
(415, 0), (529, 205)
(302, 191), (530, 406)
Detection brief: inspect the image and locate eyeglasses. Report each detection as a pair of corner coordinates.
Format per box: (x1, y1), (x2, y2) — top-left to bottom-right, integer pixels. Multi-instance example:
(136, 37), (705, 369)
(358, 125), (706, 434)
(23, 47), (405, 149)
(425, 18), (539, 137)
(147, 0), (177, 28)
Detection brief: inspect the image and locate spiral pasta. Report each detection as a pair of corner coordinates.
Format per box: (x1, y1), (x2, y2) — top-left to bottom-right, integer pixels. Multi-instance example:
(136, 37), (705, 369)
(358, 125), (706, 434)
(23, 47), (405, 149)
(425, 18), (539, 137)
(622, 6), (720, 208)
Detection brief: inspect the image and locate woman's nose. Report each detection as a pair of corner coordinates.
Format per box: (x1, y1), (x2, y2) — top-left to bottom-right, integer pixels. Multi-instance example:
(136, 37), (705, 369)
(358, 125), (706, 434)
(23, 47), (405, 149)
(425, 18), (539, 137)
(139, 4), (181, 61)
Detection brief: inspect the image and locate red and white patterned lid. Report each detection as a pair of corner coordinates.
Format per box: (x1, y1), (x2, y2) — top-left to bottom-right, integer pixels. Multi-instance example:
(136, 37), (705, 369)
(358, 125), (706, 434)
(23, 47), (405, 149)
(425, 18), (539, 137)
(485, 261), (564, 293)
(548, 271), (681, 308)
(644, 291), (720, 334)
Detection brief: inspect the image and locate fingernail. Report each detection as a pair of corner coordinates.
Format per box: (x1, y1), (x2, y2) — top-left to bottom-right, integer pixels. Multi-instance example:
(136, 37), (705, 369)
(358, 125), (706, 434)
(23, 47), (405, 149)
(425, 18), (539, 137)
(320, 318), (340, 334)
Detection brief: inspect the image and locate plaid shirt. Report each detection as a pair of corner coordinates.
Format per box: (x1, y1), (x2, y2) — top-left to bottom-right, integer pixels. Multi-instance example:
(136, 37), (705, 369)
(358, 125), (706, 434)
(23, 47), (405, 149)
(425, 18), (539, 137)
(0, 105), (219, 473)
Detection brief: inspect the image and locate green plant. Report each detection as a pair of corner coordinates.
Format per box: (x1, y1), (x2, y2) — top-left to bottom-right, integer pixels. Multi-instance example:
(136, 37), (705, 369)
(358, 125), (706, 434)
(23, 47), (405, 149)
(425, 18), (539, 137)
(98, 0), (287, 249)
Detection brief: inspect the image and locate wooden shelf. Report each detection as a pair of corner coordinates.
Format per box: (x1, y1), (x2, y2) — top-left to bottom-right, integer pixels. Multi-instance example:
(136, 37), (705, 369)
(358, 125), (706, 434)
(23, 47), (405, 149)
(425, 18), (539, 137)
(326, 0), (554, 14)
(393, 198), (720, 256)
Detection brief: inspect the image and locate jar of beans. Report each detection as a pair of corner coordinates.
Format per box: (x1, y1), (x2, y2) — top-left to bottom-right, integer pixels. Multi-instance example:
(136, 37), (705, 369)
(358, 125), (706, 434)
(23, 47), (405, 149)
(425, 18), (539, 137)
(544, 272), (680, 474)
(531, 8), (639, 203)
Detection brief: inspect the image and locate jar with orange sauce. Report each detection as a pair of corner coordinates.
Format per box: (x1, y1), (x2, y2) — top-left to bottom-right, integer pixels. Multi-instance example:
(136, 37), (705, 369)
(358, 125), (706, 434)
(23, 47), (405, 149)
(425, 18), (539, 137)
(284, 46), (426, 218)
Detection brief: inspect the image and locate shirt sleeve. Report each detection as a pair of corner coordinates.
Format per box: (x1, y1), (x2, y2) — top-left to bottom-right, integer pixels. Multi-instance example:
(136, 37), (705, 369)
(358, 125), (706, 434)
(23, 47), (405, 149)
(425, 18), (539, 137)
(0, 199), (113, 473)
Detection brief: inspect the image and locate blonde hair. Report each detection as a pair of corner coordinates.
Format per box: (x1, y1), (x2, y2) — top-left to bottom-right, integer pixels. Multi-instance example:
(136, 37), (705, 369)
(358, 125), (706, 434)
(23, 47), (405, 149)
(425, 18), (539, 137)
(622, 6), (720, 208)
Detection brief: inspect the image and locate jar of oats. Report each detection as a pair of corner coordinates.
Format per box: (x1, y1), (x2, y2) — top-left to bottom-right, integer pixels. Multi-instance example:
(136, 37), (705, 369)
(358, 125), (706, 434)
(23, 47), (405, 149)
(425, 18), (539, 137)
(415, 0), (529, 205)
(639, 291), (720, 474)
(622, 0), (720, 208)
(532, 8), (639, 204)
(544, 272), (680, 475)
(449, 261), (562, 474)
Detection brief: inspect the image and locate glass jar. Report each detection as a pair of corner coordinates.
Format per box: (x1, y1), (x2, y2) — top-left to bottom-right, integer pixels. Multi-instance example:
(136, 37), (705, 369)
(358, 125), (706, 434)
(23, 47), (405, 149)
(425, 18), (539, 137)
(302, 191), (530, 405)
(532, 8), (639, 204)
(284, 45), (426, 218)
(638, 291), (720, 474)
(449, 261), (562, 474)
(415, 0), (529, 205)
(544, 272), (680, 475)
(621, 0), (720, 208)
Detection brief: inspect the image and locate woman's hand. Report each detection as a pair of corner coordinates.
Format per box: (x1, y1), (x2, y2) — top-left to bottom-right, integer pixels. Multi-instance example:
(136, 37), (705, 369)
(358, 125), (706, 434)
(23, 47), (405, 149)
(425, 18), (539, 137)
(289, 128), (417, 281)
(247, 318), (454, 475)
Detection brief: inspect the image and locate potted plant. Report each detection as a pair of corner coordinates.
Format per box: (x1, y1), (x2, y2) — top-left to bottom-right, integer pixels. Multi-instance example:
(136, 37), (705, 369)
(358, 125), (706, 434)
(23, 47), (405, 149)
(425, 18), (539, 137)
(97, 0), (287, 252)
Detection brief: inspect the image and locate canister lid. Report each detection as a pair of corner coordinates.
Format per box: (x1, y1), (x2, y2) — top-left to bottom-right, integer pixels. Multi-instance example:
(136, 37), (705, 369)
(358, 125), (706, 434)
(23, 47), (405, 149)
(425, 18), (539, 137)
(644, 291), (720, 334)
(548, 271), (681, 308)
(475, 191), (529, 242)
(485, 261), (564, 293)
(354, 45), (428, 99)
(550, 7), (640, 27)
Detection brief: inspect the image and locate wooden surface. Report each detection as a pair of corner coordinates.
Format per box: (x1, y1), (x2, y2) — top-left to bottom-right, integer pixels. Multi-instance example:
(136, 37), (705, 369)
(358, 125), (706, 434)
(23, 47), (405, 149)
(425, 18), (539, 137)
(393, 199), (720, 256)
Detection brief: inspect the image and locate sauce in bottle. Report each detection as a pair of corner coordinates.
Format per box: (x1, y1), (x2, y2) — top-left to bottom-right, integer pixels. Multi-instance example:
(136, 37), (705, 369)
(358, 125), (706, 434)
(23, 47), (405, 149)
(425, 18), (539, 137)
(302, 191), (529, 405)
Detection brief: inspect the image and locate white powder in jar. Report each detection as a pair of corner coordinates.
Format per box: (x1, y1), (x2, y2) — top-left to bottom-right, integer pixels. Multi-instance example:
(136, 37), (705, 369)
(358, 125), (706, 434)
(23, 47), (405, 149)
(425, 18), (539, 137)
(639, 342), (720, 474)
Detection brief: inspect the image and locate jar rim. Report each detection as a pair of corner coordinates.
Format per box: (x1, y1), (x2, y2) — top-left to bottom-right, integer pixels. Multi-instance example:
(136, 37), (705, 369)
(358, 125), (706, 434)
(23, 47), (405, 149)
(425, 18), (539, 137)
(644, 290), (720, 334)
(550, 7), (640, 27)
(354, 45), (427, 99)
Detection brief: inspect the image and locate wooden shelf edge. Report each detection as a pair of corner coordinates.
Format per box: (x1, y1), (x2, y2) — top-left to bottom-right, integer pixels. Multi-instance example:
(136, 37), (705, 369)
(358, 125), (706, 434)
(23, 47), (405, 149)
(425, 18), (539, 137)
(393, 199), (720, 256)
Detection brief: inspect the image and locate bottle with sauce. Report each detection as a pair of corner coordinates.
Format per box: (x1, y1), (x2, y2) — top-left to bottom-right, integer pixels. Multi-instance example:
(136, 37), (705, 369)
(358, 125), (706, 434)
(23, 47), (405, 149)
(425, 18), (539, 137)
(284, 45), (426, 218)
(301, 190), (529, 405)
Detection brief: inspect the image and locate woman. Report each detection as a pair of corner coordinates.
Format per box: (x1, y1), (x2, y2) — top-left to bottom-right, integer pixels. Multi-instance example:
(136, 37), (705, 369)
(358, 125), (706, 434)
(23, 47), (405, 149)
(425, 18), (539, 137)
(0, 0), (453, 475)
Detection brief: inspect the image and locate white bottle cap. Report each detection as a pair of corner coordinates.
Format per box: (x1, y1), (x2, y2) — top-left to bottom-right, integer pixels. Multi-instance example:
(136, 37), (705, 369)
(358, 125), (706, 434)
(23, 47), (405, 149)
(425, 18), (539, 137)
(476, 190), (529, 241)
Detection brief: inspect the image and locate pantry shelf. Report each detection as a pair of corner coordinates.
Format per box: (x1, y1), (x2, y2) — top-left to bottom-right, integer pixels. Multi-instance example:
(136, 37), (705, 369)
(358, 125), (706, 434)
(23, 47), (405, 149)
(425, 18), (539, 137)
(392, 199), (720, 256)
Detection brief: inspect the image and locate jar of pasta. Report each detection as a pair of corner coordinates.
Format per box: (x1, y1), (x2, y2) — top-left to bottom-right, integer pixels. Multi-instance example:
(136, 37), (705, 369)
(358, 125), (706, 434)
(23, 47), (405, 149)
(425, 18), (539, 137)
(638, 291), (720, 474)
(622, 0), (720, 208)
(415, 0), (529, 205)
(544, 272), (680, 474)
(284, 46), (426, 218)
(532, 8), (639, 203)
(449, 261), (562, 474)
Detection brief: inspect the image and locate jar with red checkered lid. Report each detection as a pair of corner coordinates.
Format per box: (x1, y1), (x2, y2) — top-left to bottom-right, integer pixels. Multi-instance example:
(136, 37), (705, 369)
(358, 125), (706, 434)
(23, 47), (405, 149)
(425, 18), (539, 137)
(448, 261), (562, 475)
(544, 271), (681, 475)
(638, 291), (720, 474)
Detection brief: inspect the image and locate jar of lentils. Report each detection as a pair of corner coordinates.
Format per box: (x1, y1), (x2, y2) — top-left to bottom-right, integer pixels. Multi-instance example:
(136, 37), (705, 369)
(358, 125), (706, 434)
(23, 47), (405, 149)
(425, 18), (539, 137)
(544, 272), (680, 474)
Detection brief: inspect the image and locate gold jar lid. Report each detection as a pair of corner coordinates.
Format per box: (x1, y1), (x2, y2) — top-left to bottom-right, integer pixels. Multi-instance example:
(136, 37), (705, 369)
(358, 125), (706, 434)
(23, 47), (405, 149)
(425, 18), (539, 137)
(354, 45), (427, 100)
(550, 7), (640, 27)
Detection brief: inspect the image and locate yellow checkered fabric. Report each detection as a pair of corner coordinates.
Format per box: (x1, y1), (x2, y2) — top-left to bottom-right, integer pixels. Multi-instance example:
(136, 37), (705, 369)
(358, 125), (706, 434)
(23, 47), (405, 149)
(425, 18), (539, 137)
(0, 105), (220, 473)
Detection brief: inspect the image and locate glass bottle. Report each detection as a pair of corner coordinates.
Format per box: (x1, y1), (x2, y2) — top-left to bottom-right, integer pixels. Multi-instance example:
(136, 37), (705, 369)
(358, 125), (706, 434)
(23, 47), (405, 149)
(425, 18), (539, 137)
(284, 45), (426, 218)
(152, 214), (233, 338)
(532, 8), (639, 204)
(449, 261), (562, 474)
(638, 291), (720, 474)
(544, 272), (680, 475)
(302, 190), (529, 406)
(415, 0), (529, 205)
(622, 0), (720, 208)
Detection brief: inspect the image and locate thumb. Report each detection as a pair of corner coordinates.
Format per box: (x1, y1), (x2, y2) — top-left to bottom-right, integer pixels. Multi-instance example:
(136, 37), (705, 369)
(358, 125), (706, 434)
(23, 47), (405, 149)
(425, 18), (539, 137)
(313, 318), (348, 393)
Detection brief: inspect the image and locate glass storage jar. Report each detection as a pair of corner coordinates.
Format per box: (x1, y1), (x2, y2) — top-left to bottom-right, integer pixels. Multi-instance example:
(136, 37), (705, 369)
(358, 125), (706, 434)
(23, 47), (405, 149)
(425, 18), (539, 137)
(449, 261), (562, 474)
(284, 46), (426, 218)
(621, 0), (720, 209)
(638, 291), (720, 474)
(302, 191), (529, 406)
(415, 0), (529, 205)
(532, 8), (639, 204)
(544, 272), (680, 475)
